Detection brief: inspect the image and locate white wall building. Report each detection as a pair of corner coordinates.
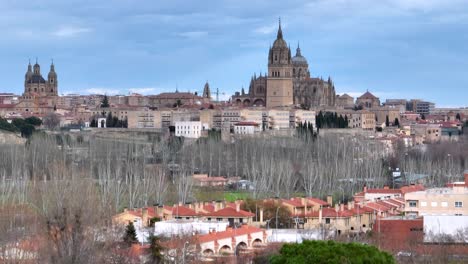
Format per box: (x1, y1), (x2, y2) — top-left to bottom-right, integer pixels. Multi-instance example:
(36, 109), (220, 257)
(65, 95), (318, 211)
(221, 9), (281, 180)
(175, 121), (202, 139)
(233, 122), (261, 134)
(154, 219), (229, 237)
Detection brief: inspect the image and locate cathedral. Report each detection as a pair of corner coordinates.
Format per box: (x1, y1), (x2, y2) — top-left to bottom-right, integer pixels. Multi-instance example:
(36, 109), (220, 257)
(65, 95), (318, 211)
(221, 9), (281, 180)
(232, 20), (336, 109)
(15, 60), (59, 114)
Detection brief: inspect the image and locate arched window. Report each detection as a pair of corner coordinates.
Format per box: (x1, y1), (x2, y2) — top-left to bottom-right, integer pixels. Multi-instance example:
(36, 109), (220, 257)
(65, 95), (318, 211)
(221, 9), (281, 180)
(275, 55), (278, 61)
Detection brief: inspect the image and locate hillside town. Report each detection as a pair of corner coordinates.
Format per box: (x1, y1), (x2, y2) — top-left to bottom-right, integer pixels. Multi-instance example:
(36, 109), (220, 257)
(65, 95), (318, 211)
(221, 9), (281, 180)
(0, 10), (467, 264)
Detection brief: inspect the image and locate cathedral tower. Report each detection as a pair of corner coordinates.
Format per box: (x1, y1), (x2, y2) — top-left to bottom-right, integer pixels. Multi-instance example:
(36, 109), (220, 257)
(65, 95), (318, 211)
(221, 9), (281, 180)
(47, 60), (58, 95)
(202, 81), (211, 99)
(266, 19), (294, 108)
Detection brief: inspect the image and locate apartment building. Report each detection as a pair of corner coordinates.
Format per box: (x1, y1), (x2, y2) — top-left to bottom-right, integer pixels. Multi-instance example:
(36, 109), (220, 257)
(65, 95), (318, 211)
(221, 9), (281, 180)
(290, 109), (316, 129)
(349, 111), (375, 131)
(175, 121), (202, 139)
(405, 172), (468, 216)
(264, 109), (290, 130)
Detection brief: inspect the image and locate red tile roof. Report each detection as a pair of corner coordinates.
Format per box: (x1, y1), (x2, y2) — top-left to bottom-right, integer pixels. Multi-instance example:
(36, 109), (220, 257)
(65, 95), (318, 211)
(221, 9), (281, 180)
(203, 207), (254, 218)
(171, 206), (198, 217)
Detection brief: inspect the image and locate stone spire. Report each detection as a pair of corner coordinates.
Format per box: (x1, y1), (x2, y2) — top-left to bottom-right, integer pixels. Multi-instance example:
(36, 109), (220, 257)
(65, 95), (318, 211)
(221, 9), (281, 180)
(296, 42), (302, 57)
(203, 81), (211, 99)
(277, 17), (283, 39)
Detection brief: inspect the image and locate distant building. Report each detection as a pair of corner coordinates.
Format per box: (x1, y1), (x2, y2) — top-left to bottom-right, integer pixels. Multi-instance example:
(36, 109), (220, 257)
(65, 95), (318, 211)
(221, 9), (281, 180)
(232, 20), (336, 109)
(404, 171), (468, 216)
(356, 91), (380, 108)
(233, 122), (261, 135)
(14, 60), (59, 114)
(175, 121), (202, 138)
(336, 94), (354, 108)
(349, 111), (375, 131)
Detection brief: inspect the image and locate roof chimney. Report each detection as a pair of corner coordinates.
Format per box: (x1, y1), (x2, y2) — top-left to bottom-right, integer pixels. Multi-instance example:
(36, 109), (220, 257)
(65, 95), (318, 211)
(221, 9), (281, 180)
(301, 197), (306, 206)
(383, 186), (389, 190)
(142, 208), (148, 227)
(340, 204), (345, 212)
(326, 195), (333, 206)
(236, 203), (240, 212)
(363, 185), (368, 193)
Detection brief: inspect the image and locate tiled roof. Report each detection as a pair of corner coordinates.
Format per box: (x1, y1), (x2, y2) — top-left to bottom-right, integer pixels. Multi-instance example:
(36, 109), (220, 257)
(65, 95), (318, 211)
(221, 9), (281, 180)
(305, 207), (354, 218)
(171, 206), (198, 216)
(358, 91), (378, 99)
(203, 207), (254, 218)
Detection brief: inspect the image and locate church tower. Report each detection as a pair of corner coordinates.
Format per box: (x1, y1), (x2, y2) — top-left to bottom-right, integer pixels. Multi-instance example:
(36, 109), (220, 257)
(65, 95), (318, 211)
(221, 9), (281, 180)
(266, 19), (294, 108)
(202, 81), (211, 99)
(47, 61), (58, 96)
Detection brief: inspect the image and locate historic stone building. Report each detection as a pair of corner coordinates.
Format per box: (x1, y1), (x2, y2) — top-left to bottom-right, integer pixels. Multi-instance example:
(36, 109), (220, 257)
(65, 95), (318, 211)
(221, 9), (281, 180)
(232, 20), (336, 109)
(15, 60), (59, 114)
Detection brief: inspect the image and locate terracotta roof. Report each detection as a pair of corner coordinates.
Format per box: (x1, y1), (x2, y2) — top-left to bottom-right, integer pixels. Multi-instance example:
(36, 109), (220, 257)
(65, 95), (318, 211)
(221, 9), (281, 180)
(151, 92), (203, 100)
(305, 207), (354, 218)
(358, 91), (378, 99)
(126, 207), (158, 218)
(203, 207), (254, 218)
(197, 225), (264, 243)
(171, 206), (198, 217)
(400, 184), (425, 194)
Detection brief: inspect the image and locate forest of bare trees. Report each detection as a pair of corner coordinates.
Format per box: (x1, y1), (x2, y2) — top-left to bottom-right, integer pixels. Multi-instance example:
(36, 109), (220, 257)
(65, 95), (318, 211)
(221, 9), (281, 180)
(0, 131), (466, 262)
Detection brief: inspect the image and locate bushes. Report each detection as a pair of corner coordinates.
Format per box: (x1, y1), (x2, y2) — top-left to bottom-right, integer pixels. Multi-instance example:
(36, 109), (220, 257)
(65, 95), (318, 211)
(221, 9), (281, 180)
(270, 240), (395, 264)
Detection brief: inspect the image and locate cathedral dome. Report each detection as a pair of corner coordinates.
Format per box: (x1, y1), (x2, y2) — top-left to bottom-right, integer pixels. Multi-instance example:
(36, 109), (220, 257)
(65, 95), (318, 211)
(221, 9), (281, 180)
(272, 38), (288, 49)
(292, 55), (307, 64)
(292, 45), (308, 65)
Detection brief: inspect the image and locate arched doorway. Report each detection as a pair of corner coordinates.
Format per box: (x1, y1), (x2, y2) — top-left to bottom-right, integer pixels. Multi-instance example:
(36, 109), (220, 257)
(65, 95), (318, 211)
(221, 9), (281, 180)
(235, 99), (242, 105)
(235, 242), (248, 255)
(253, 99), (265, 106)
(252, 238), (263, 247)
(202, 249), (214, 256)
(219, 245), (232, 254)
(243, 99), (251, 107)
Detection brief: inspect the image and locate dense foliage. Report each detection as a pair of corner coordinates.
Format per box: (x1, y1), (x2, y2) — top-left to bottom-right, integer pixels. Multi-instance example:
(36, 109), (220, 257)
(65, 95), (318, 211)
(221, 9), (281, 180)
(270, 240), (395, 264)
(0, 116), (43, 137)
(316, 111), (348, 129)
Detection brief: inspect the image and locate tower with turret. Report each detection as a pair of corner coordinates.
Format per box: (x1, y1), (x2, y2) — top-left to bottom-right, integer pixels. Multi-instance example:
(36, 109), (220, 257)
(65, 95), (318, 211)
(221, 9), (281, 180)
(24, 59), (58, 97)
(266, 19), (294, 108)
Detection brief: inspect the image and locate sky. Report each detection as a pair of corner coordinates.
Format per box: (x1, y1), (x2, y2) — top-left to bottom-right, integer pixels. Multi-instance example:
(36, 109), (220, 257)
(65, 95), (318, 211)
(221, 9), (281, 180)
(1, 0), (468, 107)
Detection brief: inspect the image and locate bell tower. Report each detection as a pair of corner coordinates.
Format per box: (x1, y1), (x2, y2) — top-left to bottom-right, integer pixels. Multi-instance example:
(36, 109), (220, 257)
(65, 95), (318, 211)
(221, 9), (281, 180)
(266, 18), (293, 108)
(47, 60), (58, 95)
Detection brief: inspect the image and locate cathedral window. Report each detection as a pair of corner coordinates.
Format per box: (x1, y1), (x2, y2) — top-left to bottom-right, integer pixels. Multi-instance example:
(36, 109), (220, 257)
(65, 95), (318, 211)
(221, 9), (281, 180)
(275, 55), (278, 61)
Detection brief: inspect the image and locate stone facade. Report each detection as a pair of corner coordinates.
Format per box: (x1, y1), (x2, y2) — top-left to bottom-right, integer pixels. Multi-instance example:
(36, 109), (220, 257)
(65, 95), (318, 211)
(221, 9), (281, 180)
(14, 60), (59, 114)
(232, 20), (336, 109)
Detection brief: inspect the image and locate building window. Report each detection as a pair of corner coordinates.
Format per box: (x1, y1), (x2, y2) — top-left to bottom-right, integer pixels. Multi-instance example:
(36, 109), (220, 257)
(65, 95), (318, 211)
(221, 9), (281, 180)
(325, 218), (330, 224)
(409, 201), (417, 207)
(421, 202), (427, 207)
(441, 202), (448, 207)
(431, 202), (438, 207)
(455, 201), (463, 208)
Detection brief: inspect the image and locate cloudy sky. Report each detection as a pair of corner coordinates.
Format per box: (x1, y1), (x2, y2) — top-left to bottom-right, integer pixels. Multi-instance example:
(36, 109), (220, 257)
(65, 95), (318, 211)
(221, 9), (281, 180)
(1, 0), (467, 106)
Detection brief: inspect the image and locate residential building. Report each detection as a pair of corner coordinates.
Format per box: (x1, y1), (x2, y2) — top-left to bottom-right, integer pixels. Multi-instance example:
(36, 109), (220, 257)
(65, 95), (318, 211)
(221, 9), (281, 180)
(233, 122), (261, 134)
(264, 109), (290, 130)
(349, 111), (375, 131)
(404, 172), (468, 216)
(175, 121), (202, 139)
(289, 109), (316, 129)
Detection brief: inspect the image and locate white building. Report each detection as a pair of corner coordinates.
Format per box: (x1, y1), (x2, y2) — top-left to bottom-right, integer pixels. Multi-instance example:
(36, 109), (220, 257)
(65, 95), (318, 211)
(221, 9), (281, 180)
(233, 122), (261, 135)
(154, 219), (229, 237)
(175, 121), (202, 139)
(424, 215), (468, 243)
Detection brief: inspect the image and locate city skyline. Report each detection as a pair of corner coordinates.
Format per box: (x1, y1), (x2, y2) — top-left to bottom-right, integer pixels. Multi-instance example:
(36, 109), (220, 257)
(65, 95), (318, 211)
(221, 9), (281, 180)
(1, 0), (468, 107)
